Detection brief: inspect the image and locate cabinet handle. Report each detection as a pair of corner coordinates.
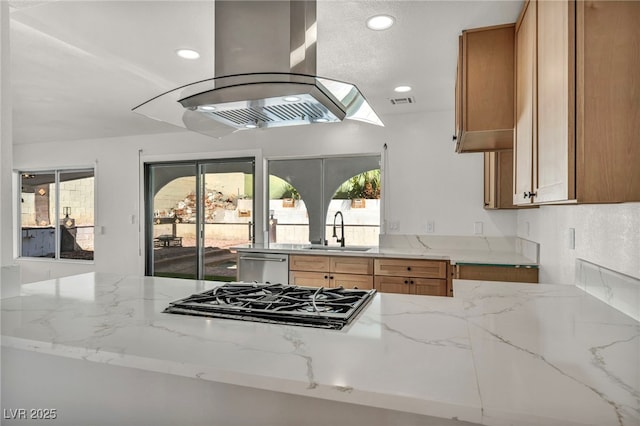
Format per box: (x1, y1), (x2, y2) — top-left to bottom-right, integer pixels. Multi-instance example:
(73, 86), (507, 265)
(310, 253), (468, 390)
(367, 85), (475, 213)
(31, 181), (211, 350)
(410, 280), (414, 284)
(523, 192), (529, 199)
(324, 275), (329, 279)
(452, 135), (457, 141)
(528, 191), (537, 198)
(329, 276), (334, 279)
(407, 267), (411, 271)
(404, 280), (409, 284)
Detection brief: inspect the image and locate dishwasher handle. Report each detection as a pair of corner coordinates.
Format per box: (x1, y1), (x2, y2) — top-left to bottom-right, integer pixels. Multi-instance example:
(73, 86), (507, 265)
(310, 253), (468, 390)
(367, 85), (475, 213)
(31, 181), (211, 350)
(240, 256), (287, 262)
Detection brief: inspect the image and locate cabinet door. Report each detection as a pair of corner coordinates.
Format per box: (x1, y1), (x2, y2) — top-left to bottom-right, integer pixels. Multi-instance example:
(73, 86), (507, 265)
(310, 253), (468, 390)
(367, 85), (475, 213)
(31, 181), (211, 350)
(483, 153), (496, 208)
(578, 1), (640, 202)
(289, 255), (331, 272)
(514, 0), (536, 205)
(455, 35), (463, 144)
(412, 278), (448, 297)
(457, 24), (515, 152)
(485, 150), (519, 209)
(330, 256), (373, 275)
(535, 0), (575, 203)
(289, 271), (330, 288)
(332, 274), (374, 290)
(374, 276), (411, 294)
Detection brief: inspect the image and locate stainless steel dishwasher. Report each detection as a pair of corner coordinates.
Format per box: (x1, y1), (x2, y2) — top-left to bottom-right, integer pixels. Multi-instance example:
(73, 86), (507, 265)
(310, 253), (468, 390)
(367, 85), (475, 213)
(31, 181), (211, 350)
(237, 252), (289, 284)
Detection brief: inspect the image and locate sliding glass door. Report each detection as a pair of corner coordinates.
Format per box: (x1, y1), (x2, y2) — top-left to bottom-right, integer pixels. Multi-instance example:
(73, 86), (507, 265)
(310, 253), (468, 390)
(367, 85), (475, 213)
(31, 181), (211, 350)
(145, 158), (254, 281)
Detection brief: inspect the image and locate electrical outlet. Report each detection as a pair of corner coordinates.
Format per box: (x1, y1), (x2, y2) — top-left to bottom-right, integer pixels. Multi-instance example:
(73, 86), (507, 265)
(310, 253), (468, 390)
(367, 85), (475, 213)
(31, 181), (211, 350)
(474, 221), (484, 235)
(389, 221), (399, 231)
(426, 220), (435, 233)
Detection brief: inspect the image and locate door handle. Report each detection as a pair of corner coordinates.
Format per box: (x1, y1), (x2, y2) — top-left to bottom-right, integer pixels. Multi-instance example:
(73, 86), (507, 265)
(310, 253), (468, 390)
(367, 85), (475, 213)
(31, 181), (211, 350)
(240, 257), (286, 262)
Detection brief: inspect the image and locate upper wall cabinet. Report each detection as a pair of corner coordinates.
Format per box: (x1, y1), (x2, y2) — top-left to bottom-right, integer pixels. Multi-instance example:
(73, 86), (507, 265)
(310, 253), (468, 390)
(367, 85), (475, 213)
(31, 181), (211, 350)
(513, 0), (640, 205)
(485, 150), (519, 209)
(455, 24), (515, 153)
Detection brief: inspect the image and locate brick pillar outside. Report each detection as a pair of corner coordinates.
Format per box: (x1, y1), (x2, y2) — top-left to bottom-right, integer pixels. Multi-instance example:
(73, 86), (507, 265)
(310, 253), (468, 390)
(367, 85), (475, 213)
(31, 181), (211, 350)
(34, 185), (50, 226)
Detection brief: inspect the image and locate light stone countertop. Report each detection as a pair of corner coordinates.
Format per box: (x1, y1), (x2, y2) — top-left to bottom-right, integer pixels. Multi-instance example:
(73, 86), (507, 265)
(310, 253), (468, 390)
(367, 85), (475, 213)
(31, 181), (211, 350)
(2, 273), (637, 425)
(234, 235), (539, 266)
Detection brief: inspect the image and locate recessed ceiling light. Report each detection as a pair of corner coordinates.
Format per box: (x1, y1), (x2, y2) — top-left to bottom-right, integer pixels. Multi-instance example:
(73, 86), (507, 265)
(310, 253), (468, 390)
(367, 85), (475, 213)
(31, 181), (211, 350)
(198, 105), (216, 111)
(245, 123), (258, 129)
(366, 15), (395, 31)
(176, 49), (200, 60)
(283, 96), (301, 102)
(314, 118), (329, 123)
(394, 85), (412, 93)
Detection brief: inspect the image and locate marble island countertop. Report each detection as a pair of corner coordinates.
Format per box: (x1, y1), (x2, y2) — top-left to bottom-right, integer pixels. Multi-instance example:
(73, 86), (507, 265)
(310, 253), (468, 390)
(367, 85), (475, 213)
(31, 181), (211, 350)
(2, 273), (638, 425)
(234, 235), (540, 266)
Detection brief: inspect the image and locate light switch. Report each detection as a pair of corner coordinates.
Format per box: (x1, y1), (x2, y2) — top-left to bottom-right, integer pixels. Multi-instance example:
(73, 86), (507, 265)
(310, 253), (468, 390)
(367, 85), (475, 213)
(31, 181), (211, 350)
(568, 228), (575, 250)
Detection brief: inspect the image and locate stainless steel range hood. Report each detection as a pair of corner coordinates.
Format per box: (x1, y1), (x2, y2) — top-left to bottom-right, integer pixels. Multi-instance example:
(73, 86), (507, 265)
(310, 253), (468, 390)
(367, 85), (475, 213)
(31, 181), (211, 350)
(132, 1), (384, 138)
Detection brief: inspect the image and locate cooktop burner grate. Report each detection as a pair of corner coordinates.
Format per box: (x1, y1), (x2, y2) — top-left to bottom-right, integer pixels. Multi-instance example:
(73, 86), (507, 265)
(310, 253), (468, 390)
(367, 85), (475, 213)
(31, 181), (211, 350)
(163, 283), (376, 330)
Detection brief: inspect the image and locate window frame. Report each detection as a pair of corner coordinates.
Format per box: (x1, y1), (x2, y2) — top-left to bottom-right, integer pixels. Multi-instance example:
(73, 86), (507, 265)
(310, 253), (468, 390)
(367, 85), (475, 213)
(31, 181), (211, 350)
(266, 154), (382, 246)
(17, 166), (96, 262)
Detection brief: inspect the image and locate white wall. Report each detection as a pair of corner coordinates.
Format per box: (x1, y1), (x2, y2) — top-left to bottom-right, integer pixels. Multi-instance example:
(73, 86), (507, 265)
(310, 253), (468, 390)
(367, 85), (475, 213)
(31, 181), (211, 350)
(517, 203), (640, 284)
(1, 1), (13, 268)
(13, 109), (517, 283)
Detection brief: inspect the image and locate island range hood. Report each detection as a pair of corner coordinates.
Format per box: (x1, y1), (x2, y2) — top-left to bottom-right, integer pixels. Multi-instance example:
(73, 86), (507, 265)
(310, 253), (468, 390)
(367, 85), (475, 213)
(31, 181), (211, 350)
(133, 0), (384, 138)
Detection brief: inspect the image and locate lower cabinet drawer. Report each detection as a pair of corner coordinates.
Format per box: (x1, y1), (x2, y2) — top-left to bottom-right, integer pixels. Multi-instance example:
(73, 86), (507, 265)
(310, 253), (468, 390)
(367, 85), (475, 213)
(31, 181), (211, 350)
(455, 264), (539, 283)
(289, 271), (329, 287)
(290, 271), (373, 290)
(374, 258), (447, 279)
(290, 255), (331, 273)
(374, 276), (447, 296)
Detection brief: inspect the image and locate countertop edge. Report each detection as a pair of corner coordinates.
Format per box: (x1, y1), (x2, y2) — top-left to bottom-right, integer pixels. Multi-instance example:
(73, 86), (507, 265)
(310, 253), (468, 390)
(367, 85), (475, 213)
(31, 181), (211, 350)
(233, 245), (539, 267)
(0, 335), (483, 424)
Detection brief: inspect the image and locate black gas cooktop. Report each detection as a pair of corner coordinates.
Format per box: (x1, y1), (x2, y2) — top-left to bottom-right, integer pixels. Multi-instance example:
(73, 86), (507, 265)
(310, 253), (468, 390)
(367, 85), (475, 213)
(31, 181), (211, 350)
(163, 282), (376, 330)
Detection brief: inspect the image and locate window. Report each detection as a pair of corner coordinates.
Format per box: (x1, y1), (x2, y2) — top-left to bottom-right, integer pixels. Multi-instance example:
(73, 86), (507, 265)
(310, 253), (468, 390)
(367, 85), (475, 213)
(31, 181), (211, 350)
(267, 155), (380, 246)
(19, 169), (95, 260)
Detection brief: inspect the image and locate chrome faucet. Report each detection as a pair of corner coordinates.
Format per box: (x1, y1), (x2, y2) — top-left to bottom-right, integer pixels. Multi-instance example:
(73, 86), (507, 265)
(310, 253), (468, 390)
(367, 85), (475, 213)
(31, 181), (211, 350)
(332, 211), (345, 247)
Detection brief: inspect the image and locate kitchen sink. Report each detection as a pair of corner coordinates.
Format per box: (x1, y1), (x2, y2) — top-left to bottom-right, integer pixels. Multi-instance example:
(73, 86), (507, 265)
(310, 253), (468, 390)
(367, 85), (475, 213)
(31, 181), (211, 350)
(307, 245), (372, 252)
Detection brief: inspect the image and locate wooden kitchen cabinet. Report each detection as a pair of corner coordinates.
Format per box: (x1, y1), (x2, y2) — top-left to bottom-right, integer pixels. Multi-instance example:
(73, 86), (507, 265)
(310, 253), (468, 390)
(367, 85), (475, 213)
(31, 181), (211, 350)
(513, 0), (536, 205)
(453, 264), (539, 284)
(374, 258), (450, 297)
(513, 0), (640, 205)
(484, 150), (537, 209)
(289, 255), (330, 273)
(289, 255), (373, 290)
(455, 24), (515, 153)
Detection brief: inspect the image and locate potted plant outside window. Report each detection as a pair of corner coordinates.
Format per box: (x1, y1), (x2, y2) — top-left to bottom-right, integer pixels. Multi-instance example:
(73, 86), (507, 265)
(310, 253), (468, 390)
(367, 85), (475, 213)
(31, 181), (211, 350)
(348, 171), (381, 208)
(281, 184), (300, 208)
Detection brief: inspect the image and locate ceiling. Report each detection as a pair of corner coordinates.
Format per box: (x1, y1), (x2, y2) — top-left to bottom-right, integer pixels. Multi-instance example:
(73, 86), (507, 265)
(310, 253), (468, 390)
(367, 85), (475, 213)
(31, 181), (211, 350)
(8, 0), (523, 145)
